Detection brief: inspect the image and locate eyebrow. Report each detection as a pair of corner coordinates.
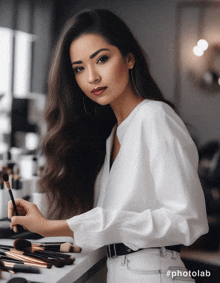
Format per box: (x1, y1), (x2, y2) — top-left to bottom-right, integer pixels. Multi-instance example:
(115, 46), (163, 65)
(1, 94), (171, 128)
(71, 48), (110, 65)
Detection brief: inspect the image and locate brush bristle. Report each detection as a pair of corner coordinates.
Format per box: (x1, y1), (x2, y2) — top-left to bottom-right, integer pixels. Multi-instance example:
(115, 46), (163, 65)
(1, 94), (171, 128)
(63, 258), (75, 265)
(0, 259), (4, 268)
(53, 259), (65, 268)
(74, 245), (82, 253)
(2, 173), (9, 182)
(13, 238), (32, 251)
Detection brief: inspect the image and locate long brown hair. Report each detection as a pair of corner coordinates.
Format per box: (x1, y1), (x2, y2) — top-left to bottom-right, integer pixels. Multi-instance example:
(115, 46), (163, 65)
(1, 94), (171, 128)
(40, 9), (171, 219)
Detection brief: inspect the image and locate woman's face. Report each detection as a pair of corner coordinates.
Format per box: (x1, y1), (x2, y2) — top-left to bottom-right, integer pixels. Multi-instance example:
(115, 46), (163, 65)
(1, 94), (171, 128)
(69, 33), (135, 107)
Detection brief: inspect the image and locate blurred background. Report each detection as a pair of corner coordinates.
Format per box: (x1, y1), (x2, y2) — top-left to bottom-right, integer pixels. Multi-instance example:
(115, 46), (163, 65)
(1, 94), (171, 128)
(0, 0), (220, 282)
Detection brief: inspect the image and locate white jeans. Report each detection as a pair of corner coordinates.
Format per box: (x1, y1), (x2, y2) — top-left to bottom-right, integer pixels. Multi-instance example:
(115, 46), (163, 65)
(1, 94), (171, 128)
(107, 247), (195, 283)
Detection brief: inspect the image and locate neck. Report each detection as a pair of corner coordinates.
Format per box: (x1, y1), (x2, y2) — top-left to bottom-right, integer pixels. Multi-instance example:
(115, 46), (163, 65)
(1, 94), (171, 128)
(110, 88), (144, 126)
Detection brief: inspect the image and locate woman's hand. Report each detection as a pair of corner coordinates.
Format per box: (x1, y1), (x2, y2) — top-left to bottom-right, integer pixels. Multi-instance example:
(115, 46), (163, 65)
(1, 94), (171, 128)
(8, 198), (49, 236)
(8, 198), (74, 238)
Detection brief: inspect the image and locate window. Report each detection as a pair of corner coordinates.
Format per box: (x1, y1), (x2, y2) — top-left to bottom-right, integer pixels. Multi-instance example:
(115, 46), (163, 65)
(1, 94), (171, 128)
(0, 27), (35, 153)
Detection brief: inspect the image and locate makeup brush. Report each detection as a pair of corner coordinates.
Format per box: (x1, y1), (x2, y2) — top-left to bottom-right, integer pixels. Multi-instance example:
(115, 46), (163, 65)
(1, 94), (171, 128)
(2, 172), (18, 214)
(6, 278), (41, 283)
(0, 244), (51, 260)
(0, 254), (41, 267)
(30, 250), (75, 266)
(1, 259), (40, 273)
(0, 246), (63, 268)
(13, 240), (74, 267)
(0, 253), (64, 270)
(14, 239), (74, 259)
(0, 245), (50, 262)
(0, 244), (13, 249)
(2, 172), (23, 233)
(36, 241), (66, 245)
(28, 241), (81, 253)
(0, 249), (51, 269)
(0, 245), (63, 267)
(0, 259), (14, 274)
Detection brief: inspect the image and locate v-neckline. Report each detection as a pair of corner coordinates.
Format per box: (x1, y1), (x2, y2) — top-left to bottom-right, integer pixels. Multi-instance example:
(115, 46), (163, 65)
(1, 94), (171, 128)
(110, 129), (121, 170)
(108, 100), (147, 172)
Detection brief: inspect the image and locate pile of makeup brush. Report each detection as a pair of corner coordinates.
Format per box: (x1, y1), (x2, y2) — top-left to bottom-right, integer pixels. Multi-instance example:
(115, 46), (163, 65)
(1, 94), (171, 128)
(0, 239), (81, 275)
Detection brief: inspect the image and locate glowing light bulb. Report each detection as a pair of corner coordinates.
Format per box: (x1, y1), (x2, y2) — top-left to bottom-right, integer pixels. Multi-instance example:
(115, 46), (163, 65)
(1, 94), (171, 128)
(193, 46), (204, 57)
(197, 39), (208, 51)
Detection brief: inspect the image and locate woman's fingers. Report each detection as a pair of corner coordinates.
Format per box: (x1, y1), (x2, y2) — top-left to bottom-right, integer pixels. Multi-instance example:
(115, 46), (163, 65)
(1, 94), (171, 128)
(8, 198), (33, 218)
(11, 215), (26, 227)
(8, 198), (51, 236)
(8, 199), (48, 235)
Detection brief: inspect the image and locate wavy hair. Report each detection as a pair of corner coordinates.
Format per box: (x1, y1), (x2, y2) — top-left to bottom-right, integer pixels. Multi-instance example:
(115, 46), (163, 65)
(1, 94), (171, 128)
(39, 9), (171, 219)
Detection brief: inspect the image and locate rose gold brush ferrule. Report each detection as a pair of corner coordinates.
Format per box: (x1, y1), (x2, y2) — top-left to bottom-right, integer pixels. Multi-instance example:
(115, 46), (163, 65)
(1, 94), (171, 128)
(32, 246), (45, 251)
(4, 181), (10, 190)
(3, 259), (40, 268)
(6, 253), (50, 269)
(7, 250), (48, 265)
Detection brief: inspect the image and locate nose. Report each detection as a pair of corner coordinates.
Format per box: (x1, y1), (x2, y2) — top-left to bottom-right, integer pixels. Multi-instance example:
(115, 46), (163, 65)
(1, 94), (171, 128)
(88, 67), (101, 84)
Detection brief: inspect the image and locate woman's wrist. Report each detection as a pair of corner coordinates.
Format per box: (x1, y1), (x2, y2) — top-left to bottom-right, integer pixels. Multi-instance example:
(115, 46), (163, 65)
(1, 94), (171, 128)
(41, 219), (74, 238)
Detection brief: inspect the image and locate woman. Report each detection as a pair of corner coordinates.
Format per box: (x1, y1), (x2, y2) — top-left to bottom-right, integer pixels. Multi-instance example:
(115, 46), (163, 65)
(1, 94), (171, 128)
(9, 9), (208, 282)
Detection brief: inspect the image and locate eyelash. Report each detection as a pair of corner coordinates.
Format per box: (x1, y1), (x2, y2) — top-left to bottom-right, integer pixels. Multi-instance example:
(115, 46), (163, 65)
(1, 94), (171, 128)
(97, 55), (109, 64)
(74, 55), (109, 74)
(74, 66), (84, 73)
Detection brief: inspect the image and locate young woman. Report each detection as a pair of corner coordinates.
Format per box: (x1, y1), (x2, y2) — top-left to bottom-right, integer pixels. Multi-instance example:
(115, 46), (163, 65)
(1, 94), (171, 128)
(9, 9), (208, 282)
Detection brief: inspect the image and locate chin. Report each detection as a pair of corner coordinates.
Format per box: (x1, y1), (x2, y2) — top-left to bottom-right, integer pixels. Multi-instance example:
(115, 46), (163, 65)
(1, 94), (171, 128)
(93, 97), (111, 106)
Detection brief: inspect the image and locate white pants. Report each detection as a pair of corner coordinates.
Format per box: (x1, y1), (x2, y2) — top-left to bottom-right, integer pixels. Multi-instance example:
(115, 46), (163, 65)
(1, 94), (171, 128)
(107, 247), (195, 283)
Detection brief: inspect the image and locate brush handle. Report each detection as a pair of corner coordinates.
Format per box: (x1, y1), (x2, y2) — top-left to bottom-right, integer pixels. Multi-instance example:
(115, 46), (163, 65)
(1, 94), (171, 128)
(8, 189), (18, 215)
(0, 245), (13, 249)
(23, 251), (55, 264)
(8, 188), (25, 233)
(5, 262), (40, 273)
(0, 256), (24, 264)
(8, 252), (52, 268)
(43, 245), (61, 251)
(34, 249), (70, 258)
(38, 242), (66, 245)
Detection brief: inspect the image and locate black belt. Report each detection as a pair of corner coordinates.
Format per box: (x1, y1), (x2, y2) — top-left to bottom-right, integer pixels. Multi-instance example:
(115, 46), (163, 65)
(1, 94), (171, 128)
(107, 243), (181, 258)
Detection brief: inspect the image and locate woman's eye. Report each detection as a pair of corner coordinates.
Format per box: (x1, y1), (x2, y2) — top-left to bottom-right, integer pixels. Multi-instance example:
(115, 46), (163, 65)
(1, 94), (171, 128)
(97, 55), (109, 64)
(74, 66), (84, 73)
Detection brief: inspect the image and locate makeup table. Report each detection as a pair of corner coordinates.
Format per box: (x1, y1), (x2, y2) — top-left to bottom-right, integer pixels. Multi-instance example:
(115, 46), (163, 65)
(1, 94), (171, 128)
(0, 237), (107, 283)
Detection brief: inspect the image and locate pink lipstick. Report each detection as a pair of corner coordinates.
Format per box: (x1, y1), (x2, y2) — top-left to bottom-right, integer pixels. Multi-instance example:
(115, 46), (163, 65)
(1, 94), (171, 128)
(91, 87), (107, 96)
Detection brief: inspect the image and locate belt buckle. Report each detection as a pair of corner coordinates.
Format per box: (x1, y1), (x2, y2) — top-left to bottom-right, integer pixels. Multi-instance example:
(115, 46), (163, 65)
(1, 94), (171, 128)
(108, 244), (117, 258)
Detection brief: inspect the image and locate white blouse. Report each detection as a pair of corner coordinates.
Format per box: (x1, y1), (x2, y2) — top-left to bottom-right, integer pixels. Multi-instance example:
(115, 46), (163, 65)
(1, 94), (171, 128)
(67, 100), (209, 251)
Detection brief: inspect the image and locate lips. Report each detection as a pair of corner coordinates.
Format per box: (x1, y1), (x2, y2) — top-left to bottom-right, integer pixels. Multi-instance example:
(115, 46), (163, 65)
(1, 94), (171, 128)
(91, 87), (107, 96)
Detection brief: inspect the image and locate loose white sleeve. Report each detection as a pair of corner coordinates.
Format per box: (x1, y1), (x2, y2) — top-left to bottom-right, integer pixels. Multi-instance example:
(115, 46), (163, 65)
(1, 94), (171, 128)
(66, 103), (209, 251)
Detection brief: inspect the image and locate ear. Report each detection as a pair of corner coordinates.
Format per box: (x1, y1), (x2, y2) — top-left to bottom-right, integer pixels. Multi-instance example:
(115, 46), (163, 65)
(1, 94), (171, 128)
(127, 53), (135, 69)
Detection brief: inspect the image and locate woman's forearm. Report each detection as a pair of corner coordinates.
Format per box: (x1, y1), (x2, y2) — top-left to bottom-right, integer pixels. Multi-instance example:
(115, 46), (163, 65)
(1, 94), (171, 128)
(42, 220), (74, 237)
